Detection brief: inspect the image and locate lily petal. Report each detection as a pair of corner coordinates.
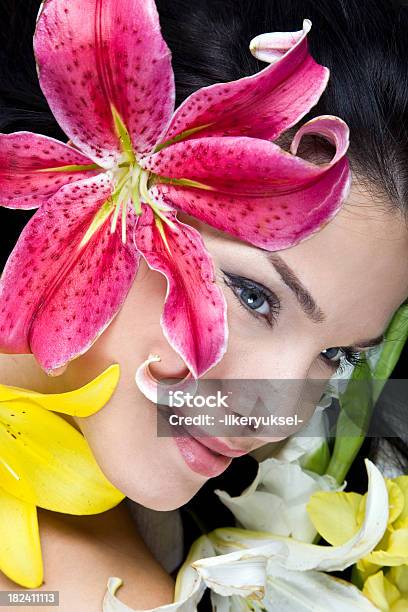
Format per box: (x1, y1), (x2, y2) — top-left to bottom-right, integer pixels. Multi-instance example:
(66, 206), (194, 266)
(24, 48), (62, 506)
(366, 528), (408, 566)
(363, 570), (405, 611)
(158, 20), (328, 147)
(145, 119), (350, 251)
(0, 176), (139, 372)
(0, 397), (124, 512)
(0, 132), (100, 209)
(135, 354), (198, 404)
(249, 23), (308, 64)
(210, 594), (255, 612)
(34, 0), (175, 167)
(216, 458), (340, 543)
(307, 490), (363, 546)
(394, 476), (408, 529)
(0, 488), (42, 589)
(0, 364), (120, 417)
(195, 460), (388, 588)
(263, 562), (378, 611)
(134, 206), (228, 379)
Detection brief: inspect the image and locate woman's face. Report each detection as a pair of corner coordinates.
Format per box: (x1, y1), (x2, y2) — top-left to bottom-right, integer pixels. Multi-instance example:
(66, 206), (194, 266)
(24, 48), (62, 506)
(40, 180), (408, 510)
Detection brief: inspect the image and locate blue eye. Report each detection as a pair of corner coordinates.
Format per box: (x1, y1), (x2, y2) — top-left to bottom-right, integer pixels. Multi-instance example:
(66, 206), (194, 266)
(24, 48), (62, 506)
(321, 347), (343, 362)
(236, 286), (271, 315)
(222, 271), (280, 327)
(320, 347), (365, 373)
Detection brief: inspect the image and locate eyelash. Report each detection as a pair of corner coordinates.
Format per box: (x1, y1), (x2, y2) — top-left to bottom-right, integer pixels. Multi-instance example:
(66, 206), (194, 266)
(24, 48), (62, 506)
(221, 271), (366, 374)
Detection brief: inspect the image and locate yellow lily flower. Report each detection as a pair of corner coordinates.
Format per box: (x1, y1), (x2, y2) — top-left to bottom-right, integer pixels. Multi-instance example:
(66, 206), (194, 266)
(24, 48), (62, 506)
(307, 474), (408, 582)
(0, 365), (124, 588)
(363, 567), (408, 611)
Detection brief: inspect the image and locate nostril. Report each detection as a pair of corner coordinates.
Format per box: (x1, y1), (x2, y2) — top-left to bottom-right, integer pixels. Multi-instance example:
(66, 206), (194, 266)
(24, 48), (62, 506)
(148, 357), (190, 382)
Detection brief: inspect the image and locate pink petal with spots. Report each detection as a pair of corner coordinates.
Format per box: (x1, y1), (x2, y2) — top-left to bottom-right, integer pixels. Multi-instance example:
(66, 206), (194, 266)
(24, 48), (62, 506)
(34, 0), (175, 167)
(0, 175), (139, 372)
(134, 206), (228, 379)
(0, 132), (100, 209)
(144, 117), (351, 251)
(158, 21), (327, 146)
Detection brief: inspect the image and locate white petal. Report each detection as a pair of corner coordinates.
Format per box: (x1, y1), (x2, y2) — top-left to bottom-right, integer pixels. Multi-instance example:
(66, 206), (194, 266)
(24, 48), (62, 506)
(211, 593), (258, 612)
(194, 461), (388, 596)
(194, 556), (269, 599)
(264, 562), (378, 611)
(249, 20), (311, 64)
(134, 354), (197, 404)
(216, 458), (339, 542)
(216, 488), (291, 537)
(274, 406), (329, 464)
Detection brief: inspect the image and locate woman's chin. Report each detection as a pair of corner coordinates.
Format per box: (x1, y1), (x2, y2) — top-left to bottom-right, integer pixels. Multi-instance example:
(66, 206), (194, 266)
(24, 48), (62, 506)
(114, 477), (205, 511)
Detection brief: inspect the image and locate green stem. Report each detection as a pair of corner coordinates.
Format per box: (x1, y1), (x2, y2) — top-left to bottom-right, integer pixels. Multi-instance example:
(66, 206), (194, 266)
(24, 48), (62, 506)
(326, 303), (408, 483)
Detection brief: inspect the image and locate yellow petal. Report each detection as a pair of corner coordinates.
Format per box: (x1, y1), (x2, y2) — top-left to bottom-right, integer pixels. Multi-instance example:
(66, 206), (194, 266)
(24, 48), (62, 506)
(0, 364), (120, 417)
(307, 491), (362, 546)
(393, 477), (408, 530)
(363, 570), (400, 611)
(357, 557), (382, 581)
(0, 487), (43, 589)
(389, 565), (408, 597)
(386, 480), (405, 525)
(367, 529), (408, 566)
(0, 398), (124, 513)
(390, 600), (408, 612)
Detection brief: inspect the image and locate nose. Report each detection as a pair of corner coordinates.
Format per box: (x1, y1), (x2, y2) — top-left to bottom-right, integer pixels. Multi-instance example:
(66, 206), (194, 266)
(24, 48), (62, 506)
(211, 343), (328, 444)
(216, 348), (313, 416)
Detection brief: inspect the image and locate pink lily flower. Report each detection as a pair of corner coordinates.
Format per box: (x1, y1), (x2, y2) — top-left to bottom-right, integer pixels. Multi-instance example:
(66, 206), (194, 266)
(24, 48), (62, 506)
(0, 1), (350, 379)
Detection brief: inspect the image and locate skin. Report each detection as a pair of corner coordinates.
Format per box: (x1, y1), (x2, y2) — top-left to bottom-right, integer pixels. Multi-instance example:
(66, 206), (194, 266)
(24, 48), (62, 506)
(2, 179), (408, 513)
(0, 502), (175, 611)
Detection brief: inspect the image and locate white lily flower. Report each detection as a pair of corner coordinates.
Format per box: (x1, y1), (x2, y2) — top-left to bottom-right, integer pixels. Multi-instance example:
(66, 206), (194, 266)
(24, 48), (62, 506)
(215, 457), (340, 542)
(103, 462), (386, 611)
(194, 460), (388, 601)
(103, 535), (214, 612)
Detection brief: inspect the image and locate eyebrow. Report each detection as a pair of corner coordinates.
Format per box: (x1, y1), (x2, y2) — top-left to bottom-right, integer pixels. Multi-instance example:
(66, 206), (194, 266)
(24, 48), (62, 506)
(265, 253), (385, 350)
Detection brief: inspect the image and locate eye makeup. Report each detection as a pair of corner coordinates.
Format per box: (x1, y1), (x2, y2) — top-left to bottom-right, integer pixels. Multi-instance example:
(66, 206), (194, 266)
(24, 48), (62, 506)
(220, 269), (366, 374)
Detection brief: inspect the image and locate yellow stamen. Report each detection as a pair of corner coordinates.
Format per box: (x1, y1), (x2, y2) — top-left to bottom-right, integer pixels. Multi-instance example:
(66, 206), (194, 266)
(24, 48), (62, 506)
(154, 216), (172, 257)
(111, 105), (136, 164)
(154, 123), (215, 153)
(35, 163), (101, 173)
(79, 199), (114, 249)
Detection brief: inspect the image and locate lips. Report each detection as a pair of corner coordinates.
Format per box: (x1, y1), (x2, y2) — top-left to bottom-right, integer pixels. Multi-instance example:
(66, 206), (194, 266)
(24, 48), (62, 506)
(196, 436), (247, 458)
(172, 421), (247, 477)
(157, 402), (248, 477)
(174, 435), (233, 477)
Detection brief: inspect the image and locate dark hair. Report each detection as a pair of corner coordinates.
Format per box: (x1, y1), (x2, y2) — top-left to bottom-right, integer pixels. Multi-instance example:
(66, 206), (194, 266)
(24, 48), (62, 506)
(1, 0), (408, 475)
